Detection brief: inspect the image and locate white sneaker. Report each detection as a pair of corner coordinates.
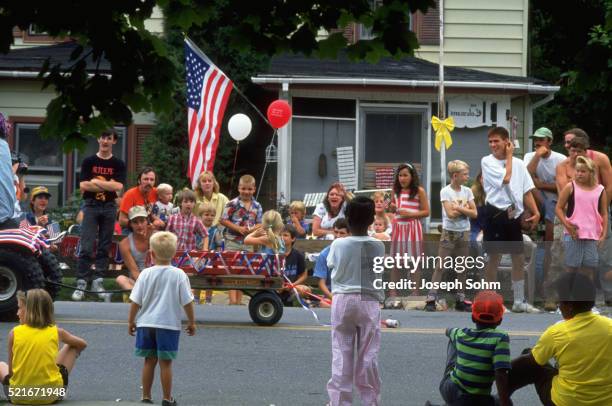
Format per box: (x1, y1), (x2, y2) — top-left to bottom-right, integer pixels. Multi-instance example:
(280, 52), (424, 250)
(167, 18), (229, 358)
(592, 306), (601, 315)
(71, 279), (87, 301)
(512, 301), (541, 313)
(91, 278), (110, 302)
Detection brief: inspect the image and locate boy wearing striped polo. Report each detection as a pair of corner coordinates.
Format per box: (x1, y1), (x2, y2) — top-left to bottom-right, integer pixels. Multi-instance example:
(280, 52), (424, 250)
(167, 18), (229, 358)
(437, 291), (512, 406)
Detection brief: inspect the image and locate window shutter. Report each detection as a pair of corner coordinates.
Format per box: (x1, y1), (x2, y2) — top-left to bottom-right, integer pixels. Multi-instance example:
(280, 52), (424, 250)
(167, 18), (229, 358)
(415, 0), (440, 46)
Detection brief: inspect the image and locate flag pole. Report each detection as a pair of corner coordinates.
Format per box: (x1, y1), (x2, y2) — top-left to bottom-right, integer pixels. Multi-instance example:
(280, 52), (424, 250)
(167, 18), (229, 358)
(184, 36), (271, 128)
(438, 0), (446, 188)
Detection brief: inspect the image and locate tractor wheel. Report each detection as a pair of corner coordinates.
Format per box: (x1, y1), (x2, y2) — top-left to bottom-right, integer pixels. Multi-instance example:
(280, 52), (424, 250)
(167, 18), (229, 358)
(38, 250), (63, 300)
(248, 291), (283, 326)
(0, 248), (46, 318)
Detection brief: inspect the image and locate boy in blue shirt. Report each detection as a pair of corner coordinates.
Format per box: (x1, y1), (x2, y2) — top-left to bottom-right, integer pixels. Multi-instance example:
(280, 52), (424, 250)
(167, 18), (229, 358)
(313, 218), (349, 304)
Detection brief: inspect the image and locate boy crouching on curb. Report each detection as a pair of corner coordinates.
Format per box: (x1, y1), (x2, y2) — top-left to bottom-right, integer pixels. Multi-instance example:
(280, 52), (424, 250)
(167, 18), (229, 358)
(431, 290), (511, 406)
(128, 231), (196, 406)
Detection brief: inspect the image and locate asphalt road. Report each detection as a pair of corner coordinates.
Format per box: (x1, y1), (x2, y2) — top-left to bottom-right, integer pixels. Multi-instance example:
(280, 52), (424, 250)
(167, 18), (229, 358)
(0, 302), (568, 406)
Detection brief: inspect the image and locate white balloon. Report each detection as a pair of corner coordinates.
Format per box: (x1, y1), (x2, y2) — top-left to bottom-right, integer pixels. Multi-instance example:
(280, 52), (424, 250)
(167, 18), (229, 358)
(228, 113), (252, 142)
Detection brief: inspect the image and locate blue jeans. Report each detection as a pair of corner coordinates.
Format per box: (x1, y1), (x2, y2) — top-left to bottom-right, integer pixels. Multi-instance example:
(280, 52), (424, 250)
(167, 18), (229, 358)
(76, 199), (117, 280)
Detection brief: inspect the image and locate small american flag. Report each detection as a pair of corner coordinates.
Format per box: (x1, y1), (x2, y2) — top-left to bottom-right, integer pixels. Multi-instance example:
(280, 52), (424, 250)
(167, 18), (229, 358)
(185, 38), (234, 186)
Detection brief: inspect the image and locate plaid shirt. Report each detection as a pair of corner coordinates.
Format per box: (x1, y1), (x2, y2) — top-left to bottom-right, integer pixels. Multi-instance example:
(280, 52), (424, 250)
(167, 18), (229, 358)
(166, 212), (207, 251)
(221, 197), (263, 242)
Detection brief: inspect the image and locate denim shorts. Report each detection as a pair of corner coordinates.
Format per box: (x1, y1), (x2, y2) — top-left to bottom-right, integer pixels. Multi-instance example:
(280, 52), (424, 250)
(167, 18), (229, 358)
(542, 195), (557, 223)
(563, 235), (598, 268)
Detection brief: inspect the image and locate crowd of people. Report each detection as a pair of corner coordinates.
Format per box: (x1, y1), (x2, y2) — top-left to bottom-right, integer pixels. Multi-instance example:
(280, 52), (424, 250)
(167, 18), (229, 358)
(6, 124), (612, 312)
(1, 116), (612, 405)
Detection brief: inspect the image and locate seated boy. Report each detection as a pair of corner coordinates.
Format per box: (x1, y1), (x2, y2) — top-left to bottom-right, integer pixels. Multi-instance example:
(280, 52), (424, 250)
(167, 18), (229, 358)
(152, 183), (174, 226)
(220, 174), (262, 252)
(197, 201), (224, 251)
(278, 225), (310, 305)
(288, 200), (308, 238)
(219, 175), (262, 305)
(438, 290), (511, 406)
(506, 272), (612, 406)
(312, 219), (349, 305)
(166, 189), (207, 252)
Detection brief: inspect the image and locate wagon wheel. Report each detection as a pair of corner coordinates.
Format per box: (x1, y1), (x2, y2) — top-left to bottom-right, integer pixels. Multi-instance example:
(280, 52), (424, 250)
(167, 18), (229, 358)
(248, 291), (283, 326)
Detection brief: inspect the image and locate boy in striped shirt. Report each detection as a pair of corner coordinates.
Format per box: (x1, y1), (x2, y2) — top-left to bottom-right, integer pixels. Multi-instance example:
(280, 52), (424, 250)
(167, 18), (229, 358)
(438, 291), (511, 406)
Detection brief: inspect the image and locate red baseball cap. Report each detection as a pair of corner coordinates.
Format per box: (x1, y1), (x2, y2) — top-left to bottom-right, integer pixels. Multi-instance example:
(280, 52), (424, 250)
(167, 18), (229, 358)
(472, 291), (505, 323)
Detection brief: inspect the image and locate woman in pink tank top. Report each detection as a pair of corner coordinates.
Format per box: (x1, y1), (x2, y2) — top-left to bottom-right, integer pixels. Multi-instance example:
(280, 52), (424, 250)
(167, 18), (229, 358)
(555, 156), (608, 276)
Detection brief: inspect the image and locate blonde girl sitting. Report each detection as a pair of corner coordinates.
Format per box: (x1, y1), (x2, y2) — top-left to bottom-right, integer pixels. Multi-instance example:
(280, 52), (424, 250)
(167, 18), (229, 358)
(0, 289), (87, 405)
(245, 211), (312, 302)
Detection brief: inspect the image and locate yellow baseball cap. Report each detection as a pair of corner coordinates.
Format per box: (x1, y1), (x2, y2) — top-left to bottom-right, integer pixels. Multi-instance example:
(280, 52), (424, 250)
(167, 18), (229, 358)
(30, 186), (51, 201)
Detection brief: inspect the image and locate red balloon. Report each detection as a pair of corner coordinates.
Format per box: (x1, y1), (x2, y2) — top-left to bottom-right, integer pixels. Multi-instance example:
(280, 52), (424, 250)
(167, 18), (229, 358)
(267, 100), (292, 129)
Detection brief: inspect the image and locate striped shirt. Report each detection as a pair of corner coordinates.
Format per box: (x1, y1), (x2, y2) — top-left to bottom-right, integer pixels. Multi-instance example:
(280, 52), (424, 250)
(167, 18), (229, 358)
(394, 190), (420, 223)
(447, 327), (511, 396)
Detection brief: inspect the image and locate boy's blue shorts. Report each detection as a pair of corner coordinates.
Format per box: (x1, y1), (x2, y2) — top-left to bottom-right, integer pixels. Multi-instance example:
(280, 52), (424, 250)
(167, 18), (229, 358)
(135, 327), (180, 360)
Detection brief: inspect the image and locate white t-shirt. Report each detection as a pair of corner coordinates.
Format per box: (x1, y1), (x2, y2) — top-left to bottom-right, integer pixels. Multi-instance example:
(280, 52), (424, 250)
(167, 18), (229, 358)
(440, 184), (474, 232)
(523, 151), (566, 200)
(481, 155), (535, 219)
(129, 265), (194, 330)
(327, 236), (385, 300)
(313, 202), (346, 230)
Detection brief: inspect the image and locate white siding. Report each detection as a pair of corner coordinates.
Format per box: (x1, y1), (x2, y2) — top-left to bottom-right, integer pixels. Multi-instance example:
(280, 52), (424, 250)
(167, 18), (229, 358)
(0, 79), (156, 125)
(144, 6), (164, 35)
(415, 0), (528, 76)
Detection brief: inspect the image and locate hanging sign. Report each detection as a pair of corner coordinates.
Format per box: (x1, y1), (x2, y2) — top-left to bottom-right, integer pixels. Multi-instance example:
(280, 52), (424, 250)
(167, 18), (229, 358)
(447, 97), (493, 128)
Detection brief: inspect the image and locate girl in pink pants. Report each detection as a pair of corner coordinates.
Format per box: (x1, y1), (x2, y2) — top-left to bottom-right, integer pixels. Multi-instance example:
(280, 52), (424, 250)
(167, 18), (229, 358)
(325, 196), (385, 406)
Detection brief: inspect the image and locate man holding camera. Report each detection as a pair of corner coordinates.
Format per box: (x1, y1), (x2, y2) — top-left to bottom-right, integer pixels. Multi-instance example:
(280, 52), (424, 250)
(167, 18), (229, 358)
(0, 113), (17, 230)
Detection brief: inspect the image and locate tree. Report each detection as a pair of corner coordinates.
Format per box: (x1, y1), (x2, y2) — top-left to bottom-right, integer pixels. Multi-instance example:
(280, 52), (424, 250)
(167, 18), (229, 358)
(530, 0), (612, 154)
(1, 0), (434, 149)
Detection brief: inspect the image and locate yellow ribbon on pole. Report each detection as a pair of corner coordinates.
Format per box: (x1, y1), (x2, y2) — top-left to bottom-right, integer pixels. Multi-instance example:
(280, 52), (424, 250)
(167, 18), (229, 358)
(431, 115), (455, 151)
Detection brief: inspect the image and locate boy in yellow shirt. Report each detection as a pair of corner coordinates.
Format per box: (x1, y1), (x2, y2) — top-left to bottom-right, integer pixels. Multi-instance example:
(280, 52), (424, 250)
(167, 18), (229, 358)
(507, 272), (612, 406)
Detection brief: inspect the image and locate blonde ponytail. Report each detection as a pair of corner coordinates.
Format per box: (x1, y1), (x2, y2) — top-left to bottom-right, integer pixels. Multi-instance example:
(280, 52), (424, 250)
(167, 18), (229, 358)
(261, 210), (284, 253)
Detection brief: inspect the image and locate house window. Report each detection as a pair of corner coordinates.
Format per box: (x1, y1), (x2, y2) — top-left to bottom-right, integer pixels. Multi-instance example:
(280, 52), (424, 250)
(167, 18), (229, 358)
(27, 24), (49, 36)
(15, 123), (65, 208)
(360, 112), (423, 190)
(15, 124), (63, 170)
(359, 0), (413, 40)
(74, 127), (127, 189)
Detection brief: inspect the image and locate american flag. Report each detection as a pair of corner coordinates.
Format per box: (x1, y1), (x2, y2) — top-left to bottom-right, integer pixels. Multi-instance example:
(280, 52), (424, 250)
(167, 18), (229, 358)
(185, 38), (233, 186)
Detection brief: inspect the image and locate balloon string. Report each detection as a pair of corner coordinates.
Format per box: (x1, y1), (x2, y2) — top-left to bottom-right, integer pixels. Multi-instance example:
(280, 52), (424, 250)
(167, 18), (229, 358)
(255, 129), (277, 201)
(230, 142), (240, 191)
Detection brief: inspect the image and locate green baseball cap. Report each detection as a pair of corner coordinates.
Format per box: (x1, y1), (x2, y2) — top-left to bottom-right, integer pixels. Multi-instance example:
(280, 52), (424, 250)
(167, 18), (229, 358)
(530, 127), (553, 140)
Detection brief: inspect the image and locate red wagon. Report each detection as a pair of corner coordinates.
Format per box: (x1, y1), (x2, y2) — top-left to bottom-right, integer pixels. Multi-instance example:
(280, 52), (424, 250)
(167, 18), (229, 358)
(57, 234), (287, 325)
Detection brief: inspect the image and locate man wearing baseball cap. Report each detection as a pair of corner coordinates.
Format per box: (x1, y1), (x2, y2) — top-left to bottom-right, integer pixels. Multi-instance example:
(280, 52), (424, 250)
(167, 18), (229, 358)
(116, 206), (152, 294)
(523, 128), (566, 287)
(433, 291), (511, 406)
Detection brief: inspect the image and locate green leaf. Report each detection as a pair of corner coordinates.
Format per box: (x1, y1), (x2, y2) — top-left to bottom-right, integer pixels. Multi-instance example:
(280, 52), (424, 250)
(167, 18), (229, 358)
(315, 32), (347, 59)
